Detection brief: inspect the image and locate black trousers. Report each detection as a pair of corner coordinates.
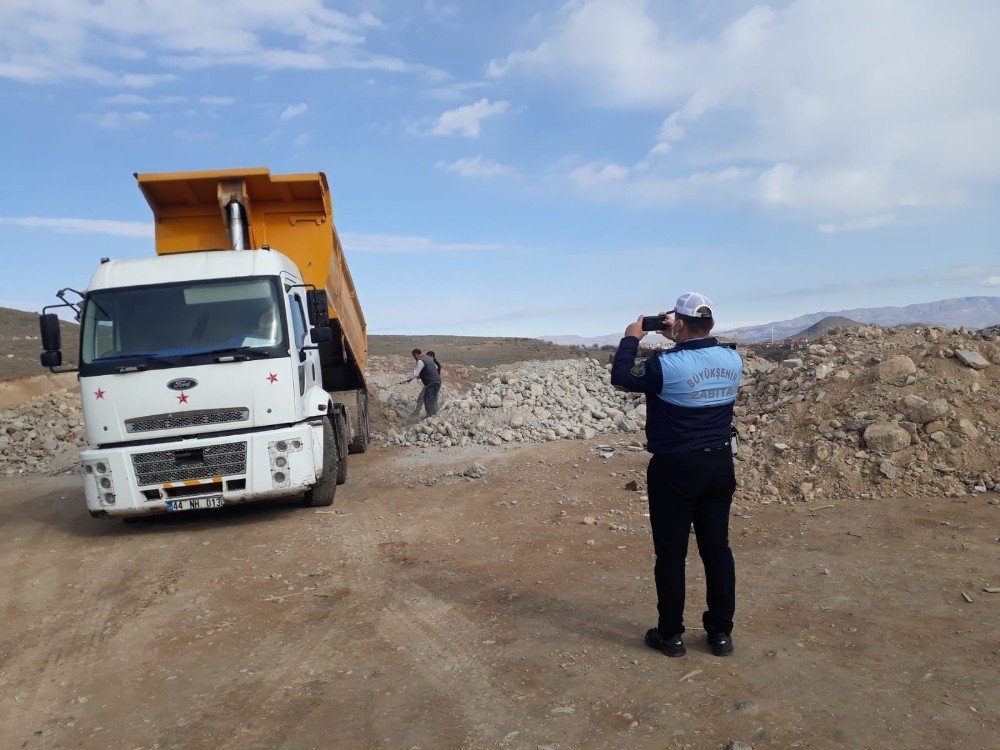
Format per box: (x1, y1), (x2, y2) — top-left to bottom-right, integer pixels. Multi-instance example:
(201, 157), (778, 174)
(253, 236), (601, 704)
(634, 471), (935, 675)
(647, 446), (736, 637)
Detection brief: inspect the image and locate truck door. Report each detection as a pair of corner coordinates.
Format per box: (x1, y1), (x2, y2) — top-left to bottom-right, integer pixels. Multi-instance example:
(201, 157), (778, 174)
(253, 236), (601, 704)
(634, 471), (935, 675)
(288, 291), (320, 400)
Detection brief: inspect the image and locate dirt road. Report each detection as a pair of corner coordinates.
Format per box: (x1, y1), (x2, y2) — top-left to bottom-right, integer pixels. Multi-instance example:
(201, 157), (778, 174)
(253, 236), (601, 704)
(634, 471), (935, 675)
(1, 440), (997, 749)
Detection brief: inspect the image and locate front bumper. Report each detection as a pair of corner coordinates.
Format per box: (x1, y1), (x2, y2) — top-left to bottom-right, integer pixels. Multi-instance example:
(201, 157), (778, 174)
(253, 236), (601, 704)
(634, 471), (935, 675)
(81, 422), (324, 517)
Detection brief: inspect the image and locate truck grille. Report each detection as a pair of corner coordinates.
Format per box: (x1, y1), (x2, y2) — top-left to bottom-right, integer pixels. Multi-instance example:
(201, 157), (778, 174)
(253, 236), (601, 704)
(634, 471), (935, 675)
(131, 442), (248, 485)
(125, 407), (250, 434)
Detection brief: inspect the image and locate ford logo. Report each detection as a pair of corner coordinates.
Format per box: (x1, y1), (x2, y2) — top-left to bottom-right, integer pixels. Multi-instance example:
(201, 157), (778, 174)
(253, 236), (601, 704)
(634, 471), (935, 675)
(167, 378), (198, 391)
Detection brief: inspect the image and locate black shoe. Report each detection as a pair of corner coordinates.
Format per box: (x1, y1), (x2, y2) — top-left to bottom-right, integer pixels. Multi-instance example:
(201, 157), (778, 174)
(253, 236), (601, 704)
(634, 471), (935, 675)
(708, 632), (734, 656)
(645, 628), (686, 657)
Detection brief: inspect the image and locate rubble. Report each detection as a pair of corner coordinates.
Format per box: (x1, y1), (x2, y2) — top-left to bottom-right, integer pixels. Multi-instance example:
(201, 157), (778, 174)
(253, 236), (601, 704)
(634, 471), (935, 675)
(0, 390), (84, 475)
(954, 349), (990, 370)
(875, 355), (916, 383)
(370, 323), (999, 506)
(863, 423), (911, 453)
(2, 323), (997, 508)
(371, 358), (646, 449)
(462, 463), (487, 479)
(732, 324), (999, 505)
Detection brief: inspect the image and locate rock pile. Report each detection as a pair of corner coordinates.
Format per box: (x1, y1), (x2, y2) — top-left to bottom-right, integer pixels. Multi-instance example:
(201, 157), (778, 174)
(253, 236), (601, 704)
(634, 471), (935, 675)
(733, 324), (999, 504)
(0, 389), (84, 475)
(375, 358), (645, 448)
(372, 324), (999, 504)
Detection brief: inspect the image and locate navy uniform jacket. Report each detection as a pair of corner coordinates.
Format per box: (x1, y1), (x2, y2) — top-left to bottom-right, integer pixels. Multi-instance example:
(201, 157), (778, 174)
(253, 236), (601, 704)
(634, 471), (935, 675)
(610, 336), (742, 454)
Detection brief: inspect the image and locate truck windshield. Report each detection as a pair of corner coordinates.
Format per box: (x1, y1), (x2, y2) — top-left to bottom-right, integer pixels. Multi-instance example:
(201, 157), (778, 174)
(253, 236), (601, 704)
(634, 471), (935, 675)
(80, 278), (287, 372)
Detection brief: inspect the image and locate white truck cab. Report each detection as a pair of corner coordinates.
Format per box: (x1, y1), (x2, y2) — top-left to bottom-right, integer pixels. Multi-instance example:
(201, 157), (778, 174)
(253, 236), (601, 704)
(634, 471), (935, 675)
(39, 168), (368, 519)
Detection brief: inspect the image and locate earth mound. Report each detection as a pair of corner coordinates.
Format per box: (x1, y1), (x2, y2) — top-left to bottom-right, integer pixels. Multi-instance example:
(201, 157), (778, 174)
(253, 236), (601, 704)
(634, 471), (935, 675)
(789, 315), (861, 340)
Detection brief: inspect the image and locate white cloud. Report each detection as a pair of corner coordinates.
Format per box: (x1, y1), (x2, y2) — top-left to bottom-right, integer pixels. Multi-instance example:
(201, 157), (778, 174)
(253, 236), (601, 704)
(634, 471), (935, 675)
(93, 110), (151, 129)
(419, 98), (510, 138)
(341, 232), (503, 254)
(568, 161), (631, 188)
(983, 276), (1000, 288)
(436, 156), (518, 178)
(100, 93), (186, 105)
(100, 93), (153, 105)
(119, 72), (177, 88)
(0, 216), (153, 238)
(489, 0), (1000, 217)
(549, 160), (754, 208)
(427, 80), (489, 102)
(199, 95), (234, 105)
(0, 1), (441, 87)
(280, 103), (308, 120)
(745, 265), (1000, 300)
(818, 214), (898, 234)
(0, 219), (502, 256)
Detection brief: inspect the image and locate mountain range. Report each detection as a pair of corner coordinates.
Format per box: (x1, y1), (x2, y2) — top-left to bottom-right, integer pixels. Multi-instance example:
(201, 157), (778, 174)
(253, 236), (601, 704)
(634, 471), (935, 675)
(538, 296), (1000, 346)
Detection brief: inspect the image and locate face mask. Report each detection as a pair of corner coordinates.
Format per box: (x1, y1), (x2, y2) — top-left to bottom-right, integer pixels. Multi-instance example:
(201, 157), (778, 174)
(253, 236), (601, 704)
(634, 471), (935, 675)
(670, 320), (682, 340)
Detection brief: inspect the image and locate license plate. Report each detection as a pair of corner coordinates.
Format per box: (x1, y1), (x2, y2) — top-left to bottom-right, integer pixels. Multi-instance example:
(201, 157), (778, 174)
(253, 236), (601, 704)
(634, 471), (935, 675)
(165, 496), (224, 512)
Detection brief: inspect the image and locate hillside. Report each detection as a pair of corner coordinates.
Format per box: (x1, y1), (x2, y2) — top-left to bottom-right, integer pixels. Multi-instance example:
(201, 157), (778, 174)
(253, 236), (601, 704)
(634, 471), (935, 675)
(537, 333), (622, 348)
(0, 307), (79, 381)
(368, 334), (591, 369)
(722, 296), (1000, 342)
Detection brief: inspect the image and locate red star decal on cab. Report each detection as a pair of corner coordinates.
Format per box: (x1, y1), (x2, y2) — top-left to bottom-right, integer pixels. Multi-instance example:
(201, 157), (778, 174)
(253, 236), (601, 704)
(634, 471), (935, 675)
(267, 373), (279, 383)
(94, 389), (105, 400)
(177, 393), (189, 404)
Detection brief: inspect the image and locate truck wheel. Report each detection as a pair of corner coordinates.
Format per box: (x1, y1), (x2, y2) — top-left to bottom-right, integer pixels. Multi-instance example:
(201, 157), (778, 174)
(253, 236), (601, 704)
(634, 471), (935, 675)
(348, 390), (370, 454)
(334, 407), (349, 485)
(304, 417), (337, 507)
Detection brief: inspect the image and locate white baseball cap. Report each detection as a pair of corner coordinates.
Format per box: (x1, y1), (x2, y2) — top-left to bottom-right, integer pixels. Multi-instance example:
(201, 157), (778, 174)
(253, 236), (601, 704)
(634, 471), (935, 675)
(670, 291), (714, 318)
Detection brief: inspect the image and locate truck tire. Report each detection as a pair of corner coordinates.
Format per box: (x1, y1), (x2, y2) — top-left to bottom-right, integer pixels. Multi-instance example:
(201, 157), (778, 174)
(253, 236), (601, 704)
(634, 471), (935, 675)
(348, 389), (370, 454)
(334, 407), (349, 485)
(304, 417), (337, 507)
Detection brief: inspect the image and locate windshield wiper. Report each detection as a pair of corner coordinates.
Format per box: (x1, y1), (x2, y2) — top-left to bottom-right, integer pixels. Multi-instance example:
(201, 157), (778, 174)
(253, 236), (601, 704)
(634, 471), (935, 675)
(101, 352), (178, 372)
(192, 346), (273, 362)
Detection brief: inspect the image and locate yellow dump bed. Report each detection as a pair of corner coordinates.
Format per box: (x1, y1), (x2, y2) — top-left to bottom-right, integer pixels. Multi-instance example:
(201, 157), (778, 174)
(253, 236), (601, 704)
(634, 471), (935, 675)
(135, 167), (366, 388)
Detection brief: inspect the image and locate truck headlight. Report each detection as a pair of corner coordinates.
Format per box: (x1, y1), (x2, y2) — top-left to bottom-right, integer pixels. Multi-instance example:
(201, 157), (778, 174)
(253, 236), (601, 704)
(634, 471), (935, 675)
(95, 461), (109, 474)
(99, 477), (113, 490)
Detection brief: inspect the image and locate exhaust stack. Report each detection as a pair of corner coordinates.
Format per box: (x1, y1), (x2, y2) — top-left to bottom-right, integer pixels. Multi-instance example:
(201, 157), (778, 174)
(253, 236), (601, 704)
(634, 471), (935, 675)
(227, 200), (247, 251)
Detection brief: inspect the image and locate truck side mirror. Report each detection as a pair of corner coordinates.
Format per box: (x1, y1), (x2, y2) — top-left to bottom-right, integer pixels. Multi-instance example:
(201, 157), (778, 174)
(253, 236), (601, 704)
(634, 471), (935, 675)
(41, 350), (63, 368)
(310, 326), (334, 344)
(306, 290), (330, 327)
(39, 313), (62, 352)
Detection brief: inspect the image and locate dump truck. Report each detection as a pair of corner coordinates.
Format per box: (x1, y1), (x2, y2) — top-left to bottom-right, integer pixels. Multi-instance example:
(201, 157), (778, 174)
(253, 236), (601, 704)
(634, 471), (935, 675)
(38, 167), (369, 519)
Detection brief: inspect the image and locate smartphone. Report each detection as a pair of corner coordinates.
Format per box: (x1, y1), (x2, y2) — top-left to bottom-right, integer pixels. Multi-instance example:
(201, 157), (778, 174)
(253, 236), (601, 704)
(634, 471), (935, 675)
(641, 315), (667, 331)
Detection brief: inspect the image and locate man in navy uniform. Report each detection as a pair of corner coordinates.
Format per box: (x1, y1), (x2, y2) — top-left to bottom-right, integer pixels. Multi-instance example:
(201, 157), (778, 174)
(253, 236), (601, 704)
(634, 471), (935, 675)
(611, 292), (742, 658)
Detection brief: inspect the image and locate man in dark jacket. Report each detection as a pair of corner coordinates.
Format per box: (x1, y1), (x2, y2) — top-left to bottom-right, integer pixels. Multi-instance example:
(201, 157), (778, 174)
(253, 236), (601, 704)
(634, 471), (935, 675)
(610, 292), (742, 658)
(400, 348), (442, 420)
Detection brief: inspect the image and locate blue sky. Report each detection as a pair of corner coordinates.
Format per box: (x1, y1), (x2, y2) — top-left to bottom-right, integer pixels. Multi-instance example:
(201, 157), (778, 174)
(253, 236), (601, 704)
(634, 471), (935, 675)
(1, 0), (998, 336)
